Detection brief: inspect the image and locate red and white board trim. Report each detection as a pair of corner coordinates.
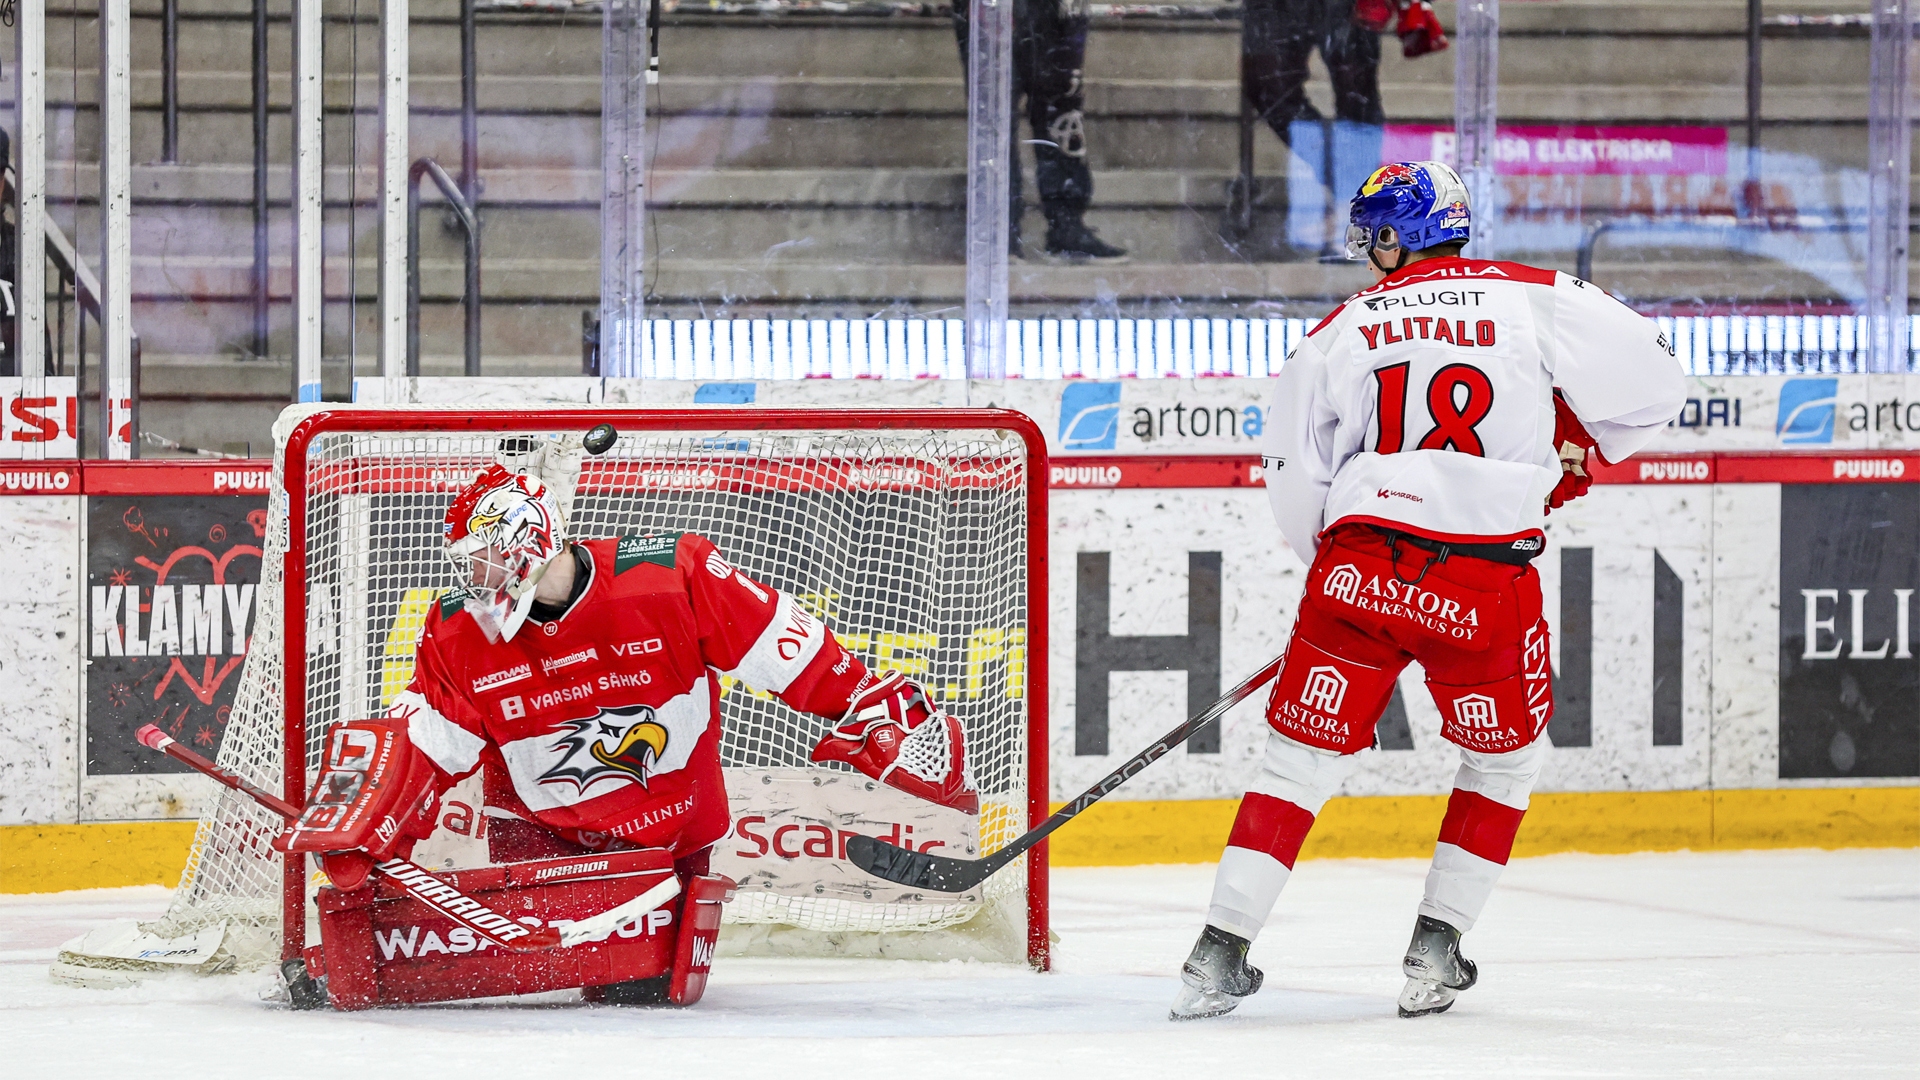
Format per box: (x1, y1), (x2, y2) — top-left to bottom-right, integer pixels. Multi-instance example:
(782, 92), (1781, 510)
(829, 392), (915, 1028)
(7, 451), (1917, 498)
(1048, 452), (1920, 489)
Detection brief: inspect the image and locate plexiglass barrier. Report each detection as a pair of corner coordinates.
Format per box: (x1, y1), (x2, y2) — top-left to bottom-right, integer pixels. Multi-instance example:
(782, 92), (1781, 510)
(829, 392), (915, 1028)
(3, 0), (1915, 461)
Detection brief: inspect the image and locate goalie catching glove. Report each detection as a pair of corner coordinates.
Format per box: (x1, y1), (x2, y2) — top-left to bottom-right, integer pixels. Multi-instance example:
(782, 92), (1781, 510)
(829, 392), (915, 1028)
(810, 672), (980, 815)
(274, 719), (445, 891)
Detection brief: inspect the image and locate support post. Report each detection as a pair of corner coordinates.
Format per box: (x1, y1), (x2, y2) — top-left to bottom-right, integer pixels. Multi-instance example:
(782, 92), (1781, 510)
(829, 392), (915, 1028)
(600, 0), (648, 377)
(1866, 0), (1913, 374)
(14, 0), (45, 389)
(379, 0), (410, 378)
(1742, 0), (1762, 215)
(294, 0), (324, 402)
(1452, 0), (1499, 257)
(963, 0), (1012, 380)
(162, 0), (179, 163)
(253, 0), (270, 361)
(101, 0), (134, 458)
(460, 0), (481, 377)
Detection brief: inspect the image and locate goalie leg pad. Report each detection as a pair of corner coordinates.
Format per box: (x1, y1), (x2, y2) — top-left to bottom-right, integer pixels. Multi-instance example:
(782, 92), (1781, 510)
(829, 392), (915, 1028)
(668, 873), (735, 1006)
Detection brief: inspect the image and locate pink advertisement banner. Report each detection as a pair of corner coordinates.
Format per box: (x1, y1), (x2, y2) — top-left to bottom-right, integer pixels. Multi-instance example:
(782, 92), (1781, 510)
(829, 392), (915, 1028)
(1383, 125), (1729, 176)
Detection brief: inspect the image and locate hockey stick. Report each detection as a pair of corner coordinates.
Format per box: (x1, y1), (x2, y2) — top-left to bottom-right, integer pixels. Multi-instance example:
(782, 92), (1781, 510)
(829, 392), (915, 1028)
(846, 654), (1284, 893)
(555, 875), (679, 947)
(135, 724), (580, 952)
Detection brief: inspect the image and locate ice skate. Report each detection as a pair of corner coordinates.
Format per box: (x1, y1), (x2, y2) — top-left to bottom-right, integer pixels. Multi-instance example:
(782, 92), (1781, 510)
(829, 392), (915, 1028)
(1397, 914), (1477, 1017)
(1169, 925), (1263, 1020)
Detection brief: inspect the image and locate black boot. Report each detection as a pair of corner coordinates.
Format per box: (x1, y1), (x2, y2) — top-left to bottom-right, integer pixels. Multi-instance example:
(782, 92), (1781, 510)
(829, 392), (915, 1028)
(1398, 914), (1478, 1017)
(1169, 925), (1264, 1020)
(1044, 218), (1129, 263)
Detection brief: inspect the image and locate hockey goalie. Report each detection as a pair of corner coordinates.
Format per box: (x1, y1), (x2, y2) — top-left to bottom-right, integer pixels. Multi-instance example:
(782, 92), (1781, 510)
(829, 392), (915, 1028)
(276, 458), (978, 1006)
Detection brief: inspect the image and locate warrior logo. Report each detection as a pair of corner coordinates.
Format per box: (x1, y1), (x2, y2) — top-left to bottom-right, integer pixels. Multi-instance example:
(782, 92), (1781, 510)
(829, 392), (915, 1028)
(1300, 666), (1349, 714)
(538, 705), (673, 792)
(1323, 563), (1363, 604)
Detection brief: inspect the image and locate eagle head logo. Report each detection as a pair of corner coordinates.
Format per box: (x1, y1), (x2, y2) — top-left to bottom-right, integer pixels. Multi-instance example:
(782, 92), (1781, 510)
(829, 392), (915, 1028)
(537, 705), (671, 792)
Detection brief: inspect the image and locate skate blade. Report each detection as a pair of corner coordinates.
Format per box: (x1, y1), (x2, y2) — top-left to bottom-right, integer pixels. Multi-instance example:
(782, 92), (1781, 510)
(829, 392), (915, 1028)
(1396, 977), (1459, 1018)
(1169, 983), (1243, 1021)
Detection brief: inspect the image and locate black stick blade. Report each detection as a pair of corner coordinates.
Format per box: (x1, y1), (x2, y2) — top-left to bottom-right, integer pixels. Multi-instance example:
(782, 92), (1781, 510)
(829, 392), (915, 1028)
(845, 834), (993, 893)
(583, 423), (619, 456)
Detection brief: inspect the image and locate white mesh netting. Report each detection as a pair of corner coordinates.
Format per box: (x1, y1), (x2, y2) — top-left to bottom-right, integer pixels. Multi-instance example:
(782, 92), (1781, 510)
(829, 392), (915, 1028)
(66, 406), (1037, 974)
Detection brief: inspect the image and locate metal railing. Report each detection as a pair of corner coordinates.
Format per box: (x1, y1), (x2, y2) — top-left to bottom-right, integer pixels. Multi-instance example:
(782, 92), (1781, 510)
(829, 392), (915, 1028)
(39, 213), (142, 458)
(407, 159), (483, 376)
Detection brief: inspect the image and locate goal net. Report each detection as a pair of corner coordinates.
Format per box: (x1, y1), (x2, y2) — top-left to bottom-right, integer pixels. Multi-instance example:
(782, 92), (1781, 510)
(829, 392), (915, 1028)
(56, 406), (1047, 982)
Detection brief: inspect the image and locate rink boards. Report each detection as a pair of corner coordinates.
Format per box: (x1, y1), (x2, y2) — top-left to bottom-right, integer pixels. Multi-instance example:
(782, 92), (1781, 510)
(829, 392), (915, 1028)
(1, 376), (1916, 890)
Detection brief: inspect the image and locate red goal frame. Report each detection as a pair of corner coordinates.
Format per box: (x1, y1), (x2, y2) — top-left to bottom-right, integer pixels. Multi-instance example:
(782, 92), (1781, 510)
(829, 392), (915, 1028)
(278, 407), (1052, 969)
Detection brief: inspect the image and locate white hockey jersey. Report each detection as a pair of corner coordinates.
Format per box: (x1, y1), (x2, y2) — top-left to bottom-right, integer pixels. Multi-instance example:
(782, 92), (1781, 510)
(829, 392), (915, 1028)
(1262, 257), (1686, 558)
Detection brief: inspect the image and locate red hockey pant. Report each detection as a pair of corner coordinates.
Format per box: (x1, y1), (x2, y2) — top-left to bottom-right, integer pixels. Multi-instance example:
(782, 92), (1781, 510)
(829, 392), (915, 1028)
(1207, 526), (1553, 942)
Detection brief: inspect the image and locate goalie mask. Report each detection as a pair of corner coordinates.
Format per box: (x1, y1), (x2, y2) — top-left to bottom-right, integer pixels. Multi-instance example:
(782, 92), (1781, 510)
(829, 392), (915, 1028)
(444, 464), (566, 642)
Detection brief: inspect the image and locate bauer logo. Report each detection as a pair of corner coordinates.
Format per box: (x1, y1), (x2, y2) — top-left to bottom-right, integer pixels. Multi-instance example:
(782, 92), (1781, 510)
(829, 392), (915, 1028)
(1323, 563), (1363, 604)
(1058, 382), (1122, 450)
(1777, 378), (1837, 445)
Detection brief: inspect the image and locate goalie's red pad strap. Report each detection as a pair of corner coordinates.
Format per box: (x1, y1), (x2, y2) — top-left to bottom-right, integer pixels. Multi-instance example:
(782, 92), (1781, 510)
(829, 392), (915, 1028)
(668, 874), (735, 1006)
(276, 719), (445, 870)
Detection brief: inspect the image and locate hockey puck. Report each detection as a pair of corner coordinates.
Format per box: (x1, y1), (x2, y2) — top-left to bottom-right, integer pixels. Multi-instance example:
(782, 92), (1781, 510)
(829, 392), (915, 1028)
(583, 423), (618, 456)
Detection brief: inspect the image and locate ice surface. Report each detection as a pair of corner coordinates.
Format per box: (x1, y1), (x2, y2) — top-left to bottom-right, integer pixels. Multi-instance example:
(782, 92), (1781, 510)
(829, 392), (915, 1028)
(3, 849), (1915, 1079)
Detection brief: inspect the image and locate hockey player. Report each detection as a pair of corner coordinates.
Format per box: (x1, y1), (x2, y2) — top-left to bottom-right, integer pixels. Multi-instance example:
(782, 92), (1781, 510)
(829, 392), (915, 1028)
(276, 463), (976, 944)
(953, 0), (1127, 262)
(1170, 161), (1685, 1021)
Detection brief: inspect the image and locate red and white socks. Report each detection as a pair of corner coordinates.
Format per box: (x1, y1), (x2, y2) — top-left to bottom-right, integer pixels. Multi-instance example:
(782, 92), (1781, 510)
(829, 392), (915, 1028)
(1418, 739), (1546, 932)
(1205, 734), (1358, 941)
(1205, 733), (1547, 941)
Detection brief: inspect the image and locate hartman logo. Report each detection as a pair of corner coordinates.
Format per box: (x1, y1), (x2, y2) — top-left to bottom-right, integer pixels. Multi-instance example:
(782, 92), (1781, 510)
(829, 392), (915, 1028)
(471, 664), (532, 693)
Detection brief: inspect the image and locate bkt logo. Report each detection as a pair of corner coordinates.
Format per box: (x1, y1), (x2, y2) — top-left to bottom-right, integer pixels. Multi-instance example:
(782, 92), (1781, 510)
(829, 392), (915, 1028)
(1300, 666), (1349, 714)
(1777, 378), (1837, 445)
(1059, 382), (1122, 450)
(1323, 563), (1363, 604)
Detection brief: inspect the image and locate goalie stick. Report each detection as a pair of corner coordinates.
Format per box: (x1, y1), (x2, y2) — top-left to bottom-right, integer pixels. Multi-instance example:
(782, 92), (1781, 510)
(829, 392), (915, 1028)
(846, 655), (1284, 893)
(135, 725), (680, 952)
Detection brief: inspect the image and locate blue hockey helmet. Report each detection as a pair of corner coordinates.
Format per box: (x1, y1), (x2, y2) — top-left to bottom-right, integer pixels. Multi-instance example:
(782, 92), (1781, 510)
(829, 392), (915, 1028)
(1345, 161), (1472, 261)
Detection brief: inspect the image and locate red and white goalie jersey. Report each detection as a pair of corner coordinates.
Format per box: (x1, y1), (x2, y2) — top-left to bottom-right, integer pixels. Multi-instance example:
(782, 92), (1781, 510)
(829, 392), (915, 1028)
(1263, 257), (1687, 557)
(390, 532), (869, 858)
